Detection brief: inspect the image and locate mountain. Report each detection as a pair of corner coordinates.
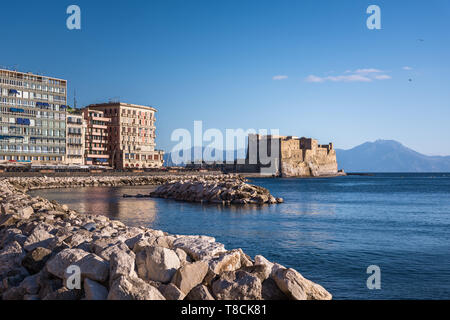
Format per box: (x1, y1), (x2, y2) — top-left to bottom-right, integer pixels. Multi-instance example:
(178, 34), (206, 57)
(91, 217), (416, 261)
(336, 140), (450, 172)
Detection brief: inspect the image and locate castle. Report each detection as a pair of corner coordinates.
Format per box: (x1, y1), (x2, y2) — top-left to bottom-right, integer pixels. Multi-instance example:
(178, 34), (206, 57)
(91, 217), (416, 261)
(186, 134), (340, 178)
(246, 134), (339, 177)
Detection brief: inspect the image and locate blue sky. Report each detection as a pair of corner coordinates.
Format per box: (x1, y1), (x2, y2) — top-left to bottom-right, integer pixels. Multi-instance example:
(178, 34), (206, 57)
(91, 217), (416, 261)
(1, 0), (449, 155)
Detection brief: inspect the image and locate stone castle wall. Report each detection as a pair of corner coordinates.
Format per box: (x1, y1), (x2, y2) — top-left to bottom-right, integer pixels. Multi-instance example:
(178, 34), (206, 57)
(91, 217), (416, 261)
(280, 138), (338, 177)
(247, 135), (338, 178)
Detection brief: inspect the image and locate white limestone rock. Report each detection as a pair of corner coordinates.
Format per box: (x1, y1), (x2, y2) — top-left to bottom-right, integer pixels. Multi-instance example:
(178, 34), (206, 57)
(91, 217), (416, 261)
(136, 246), (180, 283)
(171, 261), (209, 295)
(271, 267), (332, 300)
(211, 270), (262, 300)
(107, 275), (165, 300)
(173, 236), (226, 261)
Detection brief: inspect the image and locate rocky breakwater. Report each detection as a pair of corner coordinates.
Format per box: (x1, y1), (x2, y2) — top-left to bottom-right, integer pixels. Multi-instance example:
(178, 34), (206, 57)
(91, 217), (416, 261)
(5, 175), (213, 192)
(0, 177), (331, 300)
(149, 178), (284, 205)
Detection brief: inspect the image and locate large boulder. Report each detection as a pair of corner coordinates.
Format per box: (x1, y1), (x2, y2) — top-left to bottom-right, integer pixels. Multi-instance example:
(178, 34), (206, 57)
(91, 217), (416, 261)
(36, 270), (63, 299)
(0, 241), (26, 280)
(107, 275), (165, 300)
(208, 250), (241, 274)
(155, 236), (175, 249)
(158, 283), (186, 300)
(271, 267), (332, 300)
(84, 278), (108, 300)
(254, 255), (274, 280)
(92, 238), (121, 255)
(98, 242), (133, 262)
(123, 232), (153, 250)
(65, 230), (92, 248)
(185, 284), (215, 300)
(109, 250), (137, 285)
(171, 261), (209, 295)
(174, 248), (191, 265)
(136, 246), (180, 283)
(77, 253), (110, 283)
(23, 225), (55, 252)
(240, 264), (270, 283)
(132, 237), (156, 254)
(172, 236), (226, 261)
(261, 278), (288, 300)
(46, 249), (109, 283)
(22, 247), (52, 274)
(211, 270), (262, 300)
(46, 249), (89, 279)
(19, 273), (41, 296)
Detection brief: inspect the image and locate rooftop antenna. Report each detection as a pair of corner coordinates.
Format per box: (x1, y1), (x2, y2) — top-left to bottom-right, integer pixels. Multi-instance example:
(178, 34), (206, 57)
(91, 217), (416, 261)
(73, 89), (77, 109)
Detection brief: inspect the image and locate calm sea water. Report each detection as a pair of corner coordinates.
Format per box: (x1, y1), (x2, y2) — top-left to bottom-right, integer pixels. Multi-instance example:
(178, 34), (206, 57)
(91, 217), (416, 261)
(30, 173), (450, 299)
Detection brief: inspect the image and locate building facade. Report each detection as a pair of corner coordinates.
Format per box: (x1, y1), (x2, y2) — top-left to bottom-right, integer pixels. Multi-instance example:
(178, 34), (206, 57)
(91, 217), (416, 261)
(0, 69), (67, 163)
(86, 102), (164, 169)
(66, 112), (86, 165)
(82, 108), (110, 166)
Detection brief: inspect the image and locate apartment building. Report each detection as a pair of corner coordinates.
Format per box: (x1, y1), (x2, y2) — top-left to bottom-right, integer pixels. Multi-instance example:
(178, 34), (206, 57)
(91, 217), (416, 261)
(82, 108), (110, 166)
(66, 112), (86, 165)
(86, 102), (164, 169)
(0, 69), (67, 163)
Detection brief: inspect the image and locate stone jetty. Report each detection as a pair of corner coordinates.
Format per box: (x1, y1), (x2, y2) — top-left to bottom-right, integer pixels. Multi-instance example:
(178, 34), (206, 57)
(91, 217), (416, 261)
(6, 174), (230, 192)
(0, 175), (331, 300)
(149, 178), (284, 205)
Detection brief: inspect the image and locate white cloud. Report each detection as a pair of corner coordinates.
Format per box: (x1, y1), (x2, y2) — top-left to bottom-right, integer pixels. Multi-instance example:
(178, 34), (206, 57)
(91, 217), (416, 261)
(326, 74), (372, 82)
(306, 74), (372, 83)
(374, 74), (391, 80)
(305, 75), (325, 83)
(402, 66), (413, 70)
(272, 75), (288, 80)
(354, 68), (383, 74)
(306, 68), (393, 83)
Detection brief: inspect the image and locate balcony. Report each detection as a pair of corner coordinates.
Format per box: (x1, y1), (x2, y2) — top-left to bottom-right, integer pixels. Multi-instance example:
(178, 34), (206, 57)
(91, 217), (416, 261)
(89, 146), (107, 151)
(67, 119), (83, 125)
(86, 154), (109, 159)
(91, 116), (111, 122)
(87, 139), (108, 145)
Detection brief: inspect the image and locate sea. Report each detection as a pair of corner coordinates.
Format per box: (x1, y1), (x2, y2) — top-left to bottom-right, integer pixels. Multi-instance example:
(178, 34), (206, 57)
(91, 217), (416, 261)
(29, 173), (450, 299)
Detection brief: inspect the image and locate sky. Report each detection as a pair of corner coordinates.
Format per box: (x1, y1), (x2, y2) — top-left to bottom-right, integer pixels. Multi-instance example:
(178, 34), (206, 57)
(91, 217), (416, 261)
(1, 0), (449, 155)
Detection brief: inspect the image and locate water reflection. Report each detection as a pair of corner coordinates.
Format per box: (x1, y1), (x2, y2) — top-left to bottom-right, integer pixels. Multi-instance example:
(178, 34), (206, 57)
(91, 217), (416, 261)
(31, 186), (159, 227)
(28, 174), (450, 299)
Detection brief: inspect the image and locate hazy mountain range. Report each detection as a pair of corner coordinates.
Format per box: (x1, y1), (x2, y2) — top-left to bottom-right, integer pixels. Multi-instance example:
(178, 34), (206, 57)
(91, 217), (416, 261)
(163, 140), (450, 172)
(336, 140), (450, 172)
(163, 147), (247, 167)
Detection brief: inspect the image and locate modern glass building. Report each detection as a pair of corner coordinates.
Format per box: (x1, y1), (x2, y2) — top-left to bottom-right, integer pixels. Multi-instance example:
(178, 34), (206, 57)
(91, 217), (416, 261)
(0, 68), (67, 163)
